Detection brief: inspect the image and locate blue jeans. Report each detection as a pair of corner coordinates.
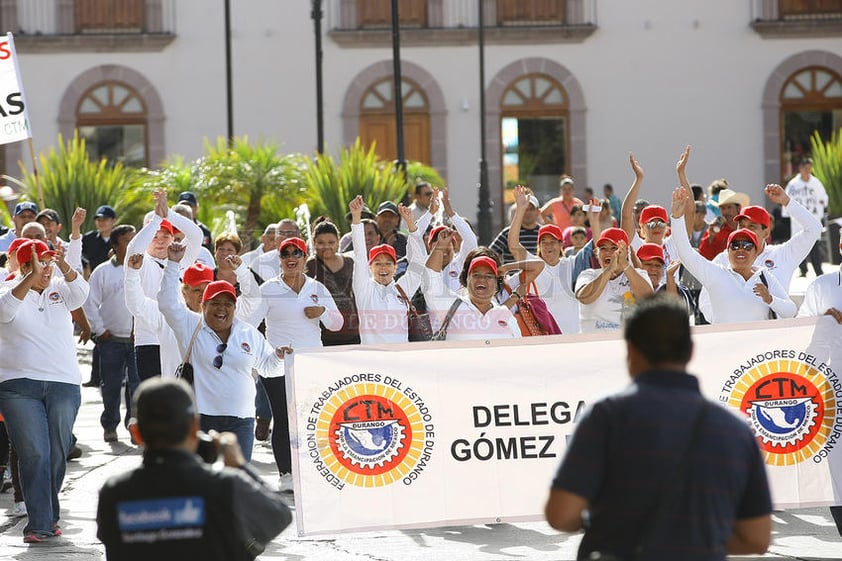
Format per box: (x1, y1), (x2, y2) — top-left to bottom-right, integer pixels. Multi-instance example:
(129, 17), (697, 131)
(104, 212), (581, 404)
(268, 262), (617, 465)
(0, 379), (80, 535)
(98, 338), (139, 431)
(255, 377), (272, 421)
(199, 415), (255, 463)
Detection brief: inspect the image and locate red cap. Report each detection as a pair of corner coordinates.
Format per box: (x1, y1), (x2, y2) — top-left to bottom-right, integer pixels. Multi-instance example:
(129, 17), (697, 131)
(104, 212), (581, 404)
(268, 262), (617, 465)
(202, 280), (237, 302)
(735, 206), (770, 228)
(538, 224), (564, 241)
(639, 205), (669, 225)
(427, 225), (449, 247)
(368, 243), (397, 264)
(596, 227), (629, 247)
(16, 239), (56, 265)
(468, 255), (498, 276)
(182, 263), (214, 287)
(636, 243), (665, 263)
(279, 237), (307, 255)
(7, 237), (28, 255)
(159, 220), (175, 236)
(727, 228), (759, 248)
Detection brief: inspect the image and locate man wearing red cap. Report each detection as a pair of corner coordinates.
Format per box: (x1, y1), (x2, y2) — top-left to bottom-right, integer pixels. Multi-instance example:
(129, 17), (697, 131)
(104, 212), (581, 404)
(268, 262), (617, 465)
(348, 195), (428, 344)
(125, 190), (203, 381)
(575, 227), (654, 332)
(84, 225), (139, 443)
(671, 187), (796, 323)
(636, 243), (693, 313)
(420, 188), (478, 293)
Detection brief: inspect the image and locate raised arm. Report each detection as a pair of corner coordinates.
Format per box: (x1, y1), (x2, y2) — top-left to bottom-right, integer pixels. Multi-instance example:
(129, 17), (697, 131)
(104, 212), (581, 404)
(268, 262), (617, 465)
(397, 203), (428, 295)
(349, 196), (370, 293)
(675, 145), (695, 238)
(620, 152), (645, 241)
(66, 207), (85, 272)
(670, 187), (721, 286)
(507, 185), (532, 262)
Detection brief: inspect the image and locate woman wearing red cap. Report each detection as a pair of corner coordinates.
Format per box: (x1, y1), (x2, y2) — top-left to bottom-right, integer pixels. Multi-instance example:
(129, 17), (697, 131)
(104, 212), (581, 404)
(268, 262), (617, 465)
(243, 236), (343, 488)
(158, 242), (292, 464)
(670, 187), (796, 323)
(348, 195), (427, 344)
(0, 240), (89, 543)
(509, 185), (605, 335)
(423, 243), (521, 340)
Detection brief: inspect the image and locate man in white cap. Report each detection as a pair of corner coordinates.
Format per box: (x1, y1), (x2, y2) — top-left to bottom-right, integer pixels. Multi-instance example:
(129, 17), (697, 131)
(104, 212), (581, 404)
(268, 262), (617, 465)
(491, 189), (542, 263)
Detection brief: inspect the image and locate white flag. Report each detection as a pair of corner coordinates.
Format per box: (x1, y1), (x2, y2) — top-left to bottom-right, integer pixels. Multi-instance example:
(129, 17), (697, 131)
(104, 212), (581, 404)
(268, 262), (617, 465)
(0, 33), (31, 145)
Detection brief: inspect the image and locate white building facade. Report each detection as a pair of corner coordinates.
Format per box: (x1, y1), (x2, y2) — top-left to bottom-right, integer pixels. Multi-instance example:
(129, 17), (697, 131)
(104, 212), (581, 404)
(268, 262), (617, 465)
(5, 0), (842, 235)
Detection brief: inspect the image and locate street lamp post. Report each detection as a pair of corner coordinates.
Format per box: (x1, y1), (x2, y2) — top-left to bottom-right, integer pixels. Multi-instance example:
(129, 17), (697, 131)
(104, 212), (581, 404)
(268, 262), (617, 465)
(224, 0), (234, 142)
(311, 0), (324, 154)
(476, 0), (492, 244)
(390, 0), (407, 180)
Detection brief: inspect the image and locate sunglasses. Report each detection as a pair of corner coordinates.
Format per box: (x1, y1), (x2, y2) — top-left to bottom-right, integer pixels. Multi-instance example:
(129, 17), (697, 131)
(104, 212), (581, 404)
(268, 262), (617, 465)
(645, 220), (668, 230)
(729, 239), (756, 251)
(212, 343), (227, 369)
(280, 249), (305, 259)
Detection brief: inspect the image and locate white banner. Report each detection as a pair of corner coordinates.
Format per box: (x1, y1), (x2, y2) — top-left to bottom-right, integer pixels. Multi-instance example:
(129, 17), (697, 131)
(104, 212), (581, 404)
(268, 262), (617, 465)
(287, 317), (842, 536)
(0, 33), (31, 145)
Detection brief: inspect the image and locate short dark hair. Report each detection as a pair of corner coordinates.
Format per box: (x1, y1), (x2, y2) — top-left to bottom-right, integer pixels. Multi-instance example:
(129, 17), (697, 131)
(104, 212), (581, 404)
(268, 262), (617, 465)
(313, 220), (339, 239)
(111, 224), (136, 246)
(414, 181), (432, 195)
(133, 378), (196, 449)
(691, 184), (704, 201)
(623, 294), (692, 366)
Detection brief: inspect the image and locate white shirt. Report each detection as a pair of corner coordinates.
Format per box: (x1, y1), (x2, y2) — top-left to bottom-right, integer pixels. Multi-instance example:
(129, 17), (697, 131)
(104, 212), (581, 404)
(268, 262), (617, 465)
(240, 244), (264, 268)
(252, 249), (280, 282)
(783, 173), (828, 220)
(158, 261), (283, 418)
(672, 215), (796, 323)
(124, 211), (202, 346)
(351, 223), (426, 344)
(0, 274), (89, 384)
(575, 267), (652, 332)
(245, 274), (343, 350)
(700, 197), (821, 322)
(84, 258), (133, 338)
(797, 269), (842, 369)
(423, 270), (520, 341)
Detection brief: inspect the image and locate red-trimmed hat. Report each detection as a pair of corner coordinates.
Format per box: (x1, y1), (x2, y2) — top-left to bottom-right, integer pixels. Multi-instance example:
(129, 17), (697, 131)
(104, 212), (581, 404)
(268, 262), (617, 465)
(596, 227), (629, 247)
(538, 224), (564, 241)
(15, 239), (56, 265)
(468, 255), (498, 276)
(279, 237), (307, 255)
(636, 243), (665, 263)
(727, 228), (759, 248)
(427, 225), (450, 246)
(639, 205), (669, 225)
(735, 205), (770, 228)
(7, 237), (28, 255)
(182, 263), (214, 287)
(159, 220), (175, 236)
(202, 280), (237, 302)
(368, 243), (397, 264)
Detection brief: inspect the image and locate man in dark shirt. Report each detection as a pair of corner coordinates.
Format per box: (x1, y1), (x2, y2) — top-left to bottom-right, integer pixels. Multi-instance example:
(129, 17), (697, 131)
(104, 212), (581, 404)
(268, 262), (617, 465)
(82, 205), (116, 275)
(97, 377), (291, 560)
(545, 294), (772, 560)
(490, 192), (541, 263)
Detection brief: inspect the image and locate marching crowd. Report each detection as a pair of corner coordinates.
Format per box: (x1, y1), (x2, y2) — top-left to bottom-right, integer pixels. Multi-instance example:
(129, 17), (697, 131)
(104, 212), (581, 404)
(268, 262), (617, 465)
(0, 145), (839, 549)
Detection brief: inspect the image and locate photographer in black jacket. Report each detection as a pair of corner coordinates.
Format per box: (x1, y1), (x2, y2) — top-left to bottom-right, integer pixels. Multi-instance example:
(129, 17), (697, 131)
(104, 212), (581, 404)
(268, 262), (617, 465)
(97, 377), (291, 560)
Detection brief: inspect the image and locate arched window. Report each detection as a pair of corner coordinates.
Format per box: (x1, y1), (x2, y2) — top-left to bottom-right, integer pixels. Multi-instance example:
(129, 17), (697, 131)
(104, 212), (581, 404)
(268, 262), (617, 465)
(358, 77), (431, 164)
(500, 73), (569, 204)
(76, 80), (148, 167)
(780, 66), (842, 179)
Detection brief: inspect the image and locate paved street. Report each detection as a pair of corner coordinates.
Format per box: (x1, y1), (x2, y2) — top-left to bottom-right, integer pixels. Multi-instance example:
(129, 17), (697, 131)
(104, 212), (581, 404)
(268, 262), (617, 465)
(0, 267), (840, 559)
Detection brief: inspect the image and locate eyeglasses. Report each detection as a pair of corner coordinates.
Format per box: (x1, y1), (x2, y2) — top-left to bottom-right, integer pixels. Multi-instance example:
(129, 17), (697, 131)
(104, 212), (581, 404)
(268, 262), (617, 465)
(729, 240), (755, 251)
(212, 343), (227, 369)
(645, 220), (668, 230)
(278, 230), (299, 237)
(469, 273), (497, 282)
(280, 249), (305, 259)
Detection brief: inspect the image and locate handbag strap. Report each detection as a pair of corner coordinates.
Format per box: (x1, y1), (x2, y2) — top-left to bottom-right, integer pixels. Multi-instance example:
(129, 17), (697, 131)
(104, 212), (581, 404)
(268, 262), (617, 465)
(395, 284), (417, 314)
(436, 298), (463, 337)
(182, 320), (203, 363)
(632, 401), (709, 559)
